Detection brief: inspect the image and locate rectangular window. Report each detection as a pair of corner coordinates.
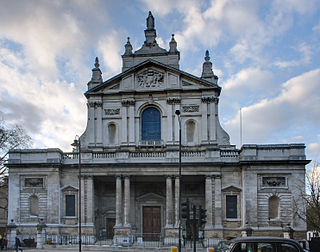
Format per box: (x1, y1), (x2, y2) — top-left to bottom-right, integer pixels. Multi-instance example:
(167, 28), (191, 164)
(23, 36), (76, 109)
(65, 195), (75, 216)
(226, 195), (237, 219)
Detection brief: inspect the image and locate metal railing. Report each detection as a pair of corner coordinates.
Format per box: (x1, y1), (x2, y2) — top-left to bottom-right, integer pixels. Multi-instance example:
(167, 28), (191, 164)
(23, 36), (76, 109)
(45, 235), (96, 245)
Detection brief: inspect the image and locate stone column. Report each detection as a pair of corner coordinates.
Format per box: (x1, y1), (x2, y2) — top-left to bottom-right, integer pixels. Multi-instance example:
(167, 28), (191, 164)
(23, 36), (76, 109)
(201, 98), (208, 143)
(6, 220), (17, 249)
(36, 220), (46, 249)
(124, 176), (131, 227)
(88, 102), (95, 144)
(96, 102), (103, 145)
(85, 176), (94, 225)
(174, 176), (180, 227)
(166, 176), (173, 227)
(205, 176), (213, 229)
(115, 176), (122, 227)
(214, 175), (222, 228)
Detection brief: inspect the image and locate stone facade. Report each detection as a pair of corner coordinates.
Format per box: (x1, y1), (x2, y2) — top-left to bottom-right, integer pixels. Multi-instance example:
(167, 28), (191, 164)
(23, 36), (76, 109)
(6, 12), (308, 246)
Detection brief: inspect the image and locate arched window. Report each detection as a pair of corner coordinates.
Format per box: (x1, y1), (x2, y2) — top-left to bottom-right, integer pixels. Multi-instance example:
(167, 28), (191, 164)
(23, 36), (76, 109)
(269, 195), (280, 219)
(186, 120), (195, 143)
(29, 195), (39, 216)
(108, 123), (116, 144)
(141, 107), (161, 140)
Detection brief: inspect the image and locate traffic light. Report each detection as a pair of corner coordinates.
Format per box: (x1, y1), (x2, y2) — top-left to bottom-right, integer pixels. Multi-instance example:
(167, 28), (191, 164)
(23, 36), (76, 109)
(198, 206), (207, 227)
(181, 199), (190, 220)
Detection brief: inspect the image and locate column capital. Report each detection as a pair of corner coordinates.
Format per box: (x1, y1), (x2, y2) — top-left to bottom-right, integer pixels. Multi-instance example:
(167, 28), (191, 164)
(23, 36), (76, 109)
(213, 174), (222, 179)
(89, 101), (102, 107)
(201, 96), (218, 104)
(121, 98), (136, 106)
(167, 97), (181, 105)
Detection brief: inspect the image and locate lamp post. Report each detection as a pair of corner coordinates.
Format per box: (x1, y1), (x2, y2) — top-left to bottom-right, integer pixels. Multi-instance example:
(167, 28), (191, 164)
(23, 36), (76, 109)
(175, 109), (182, 252)
(71, 135), (81, 252)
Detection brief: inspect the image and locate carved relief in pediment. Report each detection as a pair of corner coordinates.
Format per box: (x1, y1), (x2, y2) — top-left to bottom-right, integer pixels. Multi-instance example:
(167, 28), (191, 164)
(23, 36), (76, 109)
(136, 68), (164, 89)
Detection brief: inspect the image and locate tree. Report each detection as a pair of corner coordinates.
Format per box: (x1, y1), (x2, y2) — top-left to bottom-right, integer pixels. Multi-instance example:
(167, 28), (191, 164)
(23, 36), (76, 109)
(0, 120), (32, 177)
(306, 163), (320, 232)
(293, 162), (320, 233)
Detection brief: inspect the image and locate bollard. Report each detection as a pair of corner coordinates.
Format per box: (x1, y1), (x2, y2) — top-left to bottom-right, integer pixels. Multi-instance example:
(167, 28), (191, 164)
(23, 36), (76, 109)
(172, 247), (178, 252)
(207, 248), (214, 252)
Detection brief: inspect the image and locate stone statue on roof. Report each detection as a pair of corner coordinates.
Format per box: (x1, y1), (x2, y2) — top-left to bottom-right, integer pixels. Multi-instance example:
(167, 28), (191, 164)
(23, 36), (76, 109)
(146, 11), (154, 30)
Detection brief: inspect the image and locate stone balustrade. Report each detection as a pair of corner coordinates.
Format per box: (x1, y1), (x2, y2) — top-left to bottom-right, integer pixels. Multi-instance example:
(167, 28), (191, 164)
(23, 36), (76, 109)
(8, 144), (306, 165)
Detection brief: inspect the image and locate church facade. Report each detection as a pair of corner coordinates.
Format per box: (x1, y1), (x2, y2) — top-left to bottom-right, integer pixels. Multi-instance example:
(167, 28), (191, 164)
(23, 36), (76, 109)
(6, 12), (308, 246)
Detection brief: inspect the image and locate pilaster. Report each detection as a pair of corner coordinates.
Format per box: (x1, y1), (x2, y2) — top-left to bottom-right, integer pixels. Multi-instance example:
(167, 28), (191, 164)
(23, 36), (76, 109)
(96, 101), (103, 145)
(166, 99), (173, 144)
(128, 103), (135, 145)
(201, 97), (208, 144)
(209, 98), (218, 143)
(167, 97), (181, 144)
(88, 102), (95, 144)
(84, 176), (94, 225)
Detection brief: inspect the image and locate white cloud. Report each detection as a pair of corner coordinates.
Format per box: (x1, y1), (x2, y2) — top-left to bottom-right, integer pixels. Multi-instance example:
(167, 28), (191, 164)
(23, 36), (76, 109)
(220, 67), (276, 113)
(0, 46), (86, 151)
(307, 141), (320, 162)
(274, 42), (313, 68)
(224, 68), (320, 146)
(0, 0), (112, 84)
(98, 30), (124, 79)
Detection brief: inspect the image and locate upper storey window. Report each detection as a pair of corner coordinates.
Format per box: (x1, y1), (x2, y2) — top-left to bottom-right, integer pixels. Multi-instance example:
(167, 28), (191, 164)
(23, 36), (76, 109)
(142, 107), (161, 140)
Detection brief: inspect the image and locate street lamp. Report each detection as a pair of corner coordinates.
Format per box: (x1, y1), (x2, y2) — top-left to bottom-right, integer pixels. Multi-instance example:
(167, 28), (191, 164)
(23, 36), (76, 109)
(71, 135), (81, 252)
(175, 109), (182, 252)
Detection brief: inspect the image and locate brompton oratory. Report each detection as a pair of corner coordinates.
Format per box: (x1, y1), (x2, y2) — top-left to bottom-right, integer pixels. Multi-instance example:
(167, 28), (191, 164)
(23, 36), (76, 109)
(6, 12), (308, 247)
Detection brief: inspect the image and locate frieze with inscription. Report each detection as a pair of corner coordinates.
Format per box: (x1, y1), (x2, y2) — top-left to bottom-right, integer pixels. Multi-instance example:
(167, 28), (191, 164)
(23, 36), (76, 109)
(262, 177), (286, 187)
(25, 178), (44, 188)
(104, 108), (120, 115)
(182, 105), (199, 113)
(137, 69), (164, 88)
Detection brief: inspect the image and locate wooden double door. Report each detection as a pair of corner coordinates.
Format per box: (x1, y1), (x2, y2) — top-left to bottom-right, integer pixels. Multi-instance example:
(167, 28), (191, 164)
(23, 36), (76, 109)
(143, 206), (161, 241)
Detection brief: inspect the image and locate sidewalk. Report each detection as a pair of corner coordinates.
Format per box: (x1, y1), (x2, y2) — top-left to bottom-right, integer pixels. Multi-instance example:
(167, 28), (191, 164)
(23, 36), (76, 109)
(5, 246), (207, 252)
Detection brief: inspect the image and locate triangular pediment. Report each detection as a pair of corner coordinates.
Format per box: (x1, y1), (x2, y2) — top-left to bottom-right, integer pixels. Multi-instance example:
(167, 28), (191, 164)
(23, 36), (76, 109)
(136, 192), (165, 201)
(85, 59), (221, 97)
(221, 185), (242, 192)
(61, 185), (78, 191)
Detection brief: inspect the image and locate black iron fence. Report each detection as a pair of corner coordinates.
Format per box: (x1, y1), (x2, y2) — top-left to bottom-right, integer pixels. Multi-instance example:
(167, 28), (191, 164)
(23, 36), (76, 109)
(45, 234), (96, 245)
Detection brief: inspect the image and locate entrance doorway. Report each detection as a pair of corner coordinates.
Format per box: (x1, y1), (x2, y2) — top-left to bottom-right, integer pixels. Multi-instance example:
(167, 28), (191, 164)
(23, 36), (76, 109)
(106, 218), (115, 239)
(143, 206), (161, 240)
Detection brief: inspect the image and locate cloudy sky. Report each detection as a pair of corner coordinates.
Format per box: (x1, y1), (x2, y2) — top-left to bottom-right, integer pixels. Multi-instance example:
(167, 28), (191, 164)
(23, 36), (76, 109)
(0, 0), (319, 165)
